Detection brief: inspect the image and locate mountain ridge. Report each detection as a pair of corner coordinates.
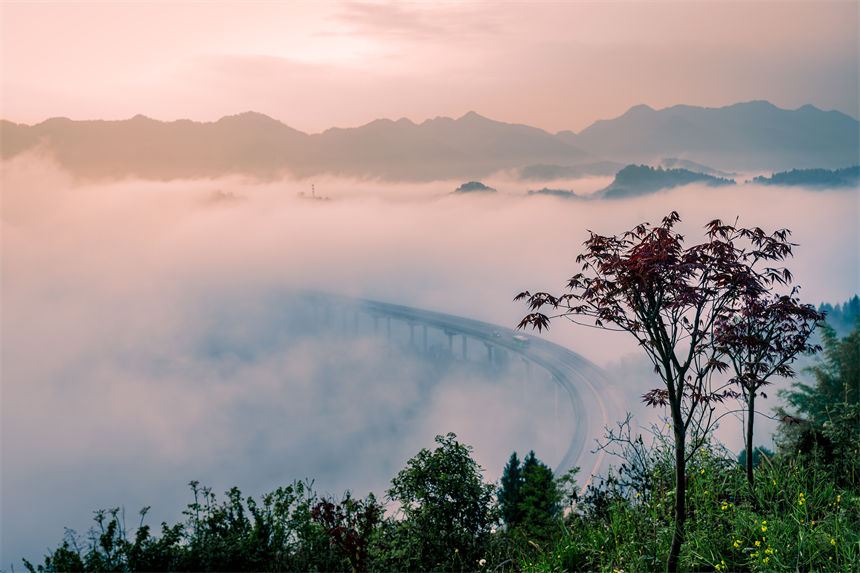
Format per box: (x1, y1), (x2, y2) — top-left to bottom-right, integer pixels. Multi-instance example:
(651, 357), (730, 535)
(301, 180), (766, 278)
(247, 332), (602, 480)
(2, 101), (857, 181)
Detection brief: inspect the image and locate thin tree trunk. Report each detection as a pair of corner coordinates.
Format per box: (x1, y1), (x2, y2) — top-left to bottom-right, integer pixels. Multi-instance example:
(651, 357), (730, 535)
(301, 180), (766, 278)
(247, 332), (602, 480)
(667, 418), (686, 572)
(746, 391), (756, 486)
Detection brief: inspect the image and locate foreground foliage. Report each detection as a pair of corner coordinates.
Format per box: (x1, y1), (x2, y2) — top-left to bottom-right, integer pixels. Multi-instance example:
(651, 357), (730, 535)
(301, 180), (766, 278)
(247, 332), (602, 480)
(28, 447), (859, 573)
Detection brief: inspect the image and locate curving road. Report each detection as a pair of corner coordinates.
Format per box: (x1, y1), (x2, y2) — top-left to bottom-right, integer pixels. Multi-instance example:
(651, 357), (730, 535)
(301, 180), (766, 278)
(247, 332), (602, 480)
(354, 298), (616, 483)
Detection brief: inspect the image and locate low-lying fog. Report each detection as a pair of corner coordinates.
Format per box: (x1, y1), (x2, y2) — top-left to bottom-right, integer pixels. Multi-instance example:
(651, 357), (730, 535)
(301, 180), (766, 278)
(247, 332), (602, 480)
(2, 155), (858, 565)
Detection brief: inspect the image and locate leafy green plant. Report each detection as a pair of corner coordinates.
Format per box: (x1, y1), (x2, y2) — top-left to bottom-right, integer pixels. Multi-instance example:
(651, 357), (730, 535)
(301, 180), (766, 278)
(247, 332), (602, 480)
(386, 433), (497, 572)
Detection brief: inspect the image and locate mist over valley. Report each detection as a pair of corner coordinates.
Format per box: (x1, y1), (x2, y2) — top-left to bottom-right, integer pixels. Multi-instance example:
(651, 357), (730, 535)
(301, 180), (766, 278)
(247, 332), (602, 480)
(3, 141), (858, 564)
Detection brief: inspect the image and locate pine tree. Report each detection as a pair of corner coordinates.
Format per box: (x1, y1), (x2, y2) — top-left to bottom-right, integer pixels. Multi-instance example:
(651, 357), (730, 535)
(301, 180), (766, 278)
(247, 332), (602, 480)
(498, 452), (522, 526)
(517, 452), (562, 543)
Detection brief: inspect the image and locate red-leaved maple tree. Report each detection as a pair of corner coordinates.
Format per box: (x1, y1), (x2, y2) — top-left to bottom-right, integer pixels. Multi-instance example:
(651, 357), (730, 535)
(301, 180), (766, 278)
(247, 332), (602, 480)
(714, 288), (823, 486)
(515, 211), (807, 572)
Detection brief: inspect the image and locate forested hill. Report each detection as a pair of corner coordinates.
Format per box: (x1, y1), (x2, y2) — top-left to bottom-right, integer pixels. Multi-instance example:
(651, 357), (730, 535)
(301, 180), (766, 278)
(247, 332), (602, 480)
(597, 164), (735, 199)
(751, 166), (859, 188)
(820, 295), (860, 337)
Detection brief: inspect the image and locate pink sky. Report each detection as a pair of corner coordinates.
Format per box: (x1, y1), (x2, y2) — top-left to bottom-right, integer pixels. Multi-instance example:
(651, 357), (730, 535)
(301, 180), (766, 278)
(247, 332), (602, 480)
(1, 1), (857, 133)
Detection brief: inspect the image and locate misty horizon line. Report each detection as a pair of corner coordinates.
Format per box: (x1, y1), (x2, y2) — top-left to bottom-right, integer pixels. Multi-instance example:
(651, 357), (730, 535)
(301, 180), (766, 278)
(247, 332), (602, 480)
(4, 99), (857, 136)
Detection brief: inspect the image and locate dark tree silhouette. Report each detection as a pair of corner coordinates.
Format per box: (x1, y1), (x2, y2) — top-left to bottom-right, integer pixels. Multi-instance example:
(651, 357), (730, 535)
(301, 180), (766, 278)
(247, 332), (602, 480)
(517, 452), (562, 543)
(714, 289), (823, 486)
(498, 452), (523, 526)
(516, 211), (800, 572)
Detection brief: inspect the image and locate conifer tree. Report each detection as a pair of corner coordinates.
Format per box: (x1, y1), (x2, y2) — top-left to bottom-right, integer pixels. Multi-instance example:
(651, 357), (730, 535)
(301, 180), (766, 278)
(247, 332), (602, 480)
(517, 452), (562, 543)
(498, 452), (523, 526)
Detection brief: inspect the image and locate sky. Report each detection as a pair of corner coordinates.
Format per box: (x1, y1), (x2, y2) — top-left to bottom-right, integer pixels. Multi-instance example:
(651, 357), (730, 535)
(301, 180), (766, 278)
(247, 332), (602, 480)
(1, 1), (858, 132)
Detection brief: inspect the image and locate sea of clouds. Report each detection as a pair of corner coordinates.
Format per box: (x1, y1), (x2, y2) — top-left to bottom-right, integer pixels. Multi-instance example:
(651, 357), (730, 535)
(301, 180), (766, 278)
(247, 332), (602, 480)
(2, 154), (857, 565)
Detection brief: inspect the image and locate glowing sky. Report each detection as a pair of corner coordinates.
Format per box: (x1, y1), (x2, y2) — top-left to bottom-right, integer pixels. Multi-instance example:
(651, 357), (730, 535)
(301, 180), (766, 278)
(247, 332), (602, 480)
(1, 1), (857, 132)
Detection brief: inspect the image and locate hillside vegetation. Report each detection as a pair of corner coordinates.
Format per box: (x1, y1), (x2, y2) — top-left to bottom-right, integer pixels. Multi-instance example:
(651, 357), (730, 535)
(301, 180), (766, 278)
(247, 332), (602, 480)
(598, 164), (735, 199)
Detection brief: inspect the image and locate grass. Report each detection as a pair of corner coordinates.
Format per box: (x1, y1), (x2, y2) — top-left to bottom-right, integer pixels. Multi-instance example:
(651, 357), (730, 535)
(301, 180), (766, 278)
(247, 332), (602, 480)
(513, 449), (859, 572)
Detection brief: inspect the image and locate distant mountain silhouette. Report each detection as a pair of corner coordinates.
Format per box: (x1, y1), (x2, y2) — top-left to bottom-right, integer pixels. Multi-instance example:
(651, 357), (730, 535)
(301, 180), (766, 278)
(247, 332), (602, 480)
(2, 101), (857, 181)
(0, 112), (310, 180)
(0, 111), (586, 182)
(569, 101), (859, 171)
(598, 164), (736, 199)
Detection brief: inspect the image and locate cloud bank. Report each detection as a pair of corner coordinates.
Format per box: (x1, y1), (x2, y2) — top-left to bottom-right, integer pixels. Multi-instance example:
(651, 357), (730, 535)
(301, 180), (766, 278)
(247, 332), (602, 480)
(2, 155), (857, 565)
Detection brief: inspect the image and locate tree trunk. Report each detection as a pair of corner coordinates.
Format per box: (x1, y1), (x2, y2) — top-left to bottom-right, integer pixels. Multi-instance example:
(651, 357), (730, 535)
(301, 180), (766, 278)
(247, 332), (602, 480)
(746, 391), (756, 486)
(667, 417), (686, 572)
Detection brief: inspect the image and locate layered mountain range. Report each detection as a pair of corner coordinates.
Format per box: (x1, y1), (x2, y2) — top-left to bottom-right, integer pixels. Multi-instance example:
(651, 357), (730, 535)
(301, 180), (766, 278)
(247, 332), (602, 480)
(2, 101), (857, 182)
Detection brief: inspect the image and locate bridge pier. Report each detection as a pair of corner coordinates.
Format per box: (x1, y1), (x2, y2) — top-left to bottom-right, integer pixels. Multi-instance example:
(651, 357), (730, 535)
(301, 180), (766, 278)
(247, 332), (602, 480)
(521, 358), (530, 401)
(484, 342), (493, 363)
(445, 330), (455, 354)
